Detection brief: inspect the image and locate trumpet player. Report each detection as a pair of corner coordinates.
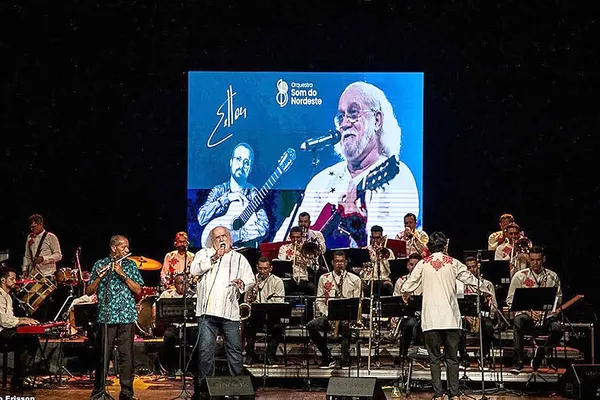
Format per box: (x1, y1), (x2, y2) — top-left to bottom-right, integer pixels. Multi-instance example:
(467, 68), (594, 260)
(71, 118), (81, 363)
(243, 257), (285, 366)
(395, 213), (429, 257)
(277, 226), (316, 295)
(506, 246), (562, 374)
(298, 212), (326, 254)
(307, 251), (361, 368)
(459, 257), (497, 371)
(494, 222), (529, 276)
(487, 213), (515, 250)
(363, 225), (394, 296)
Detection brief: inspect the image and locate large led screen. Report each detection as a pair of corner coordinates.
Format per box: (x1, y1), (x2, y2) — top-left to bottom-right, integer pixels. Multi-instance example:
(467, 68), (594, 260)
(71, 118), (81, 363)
(187, 72), (423, 250)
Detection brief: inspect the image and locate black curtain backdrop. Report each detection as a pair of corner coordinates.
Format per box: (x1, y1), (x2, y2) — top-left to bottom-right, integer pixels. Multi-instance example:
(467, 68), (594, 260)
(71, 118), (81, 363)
(1, 1), (598, 338)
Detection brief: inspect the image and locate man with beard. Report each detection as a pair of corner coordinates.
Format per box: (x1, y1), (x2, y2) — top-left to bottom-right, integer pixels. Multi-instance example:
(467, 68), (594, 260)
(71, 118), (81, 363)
(198, 142), (269, 248)
(275, 81), (419, 248)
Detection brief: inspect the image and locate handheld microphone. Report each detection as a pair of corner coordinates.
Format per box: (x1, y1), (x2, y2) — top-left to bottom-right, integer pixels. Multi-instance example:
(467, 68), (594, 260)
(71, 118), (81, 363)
(220, 242), (226, 249)
(299, 130), (341, 151)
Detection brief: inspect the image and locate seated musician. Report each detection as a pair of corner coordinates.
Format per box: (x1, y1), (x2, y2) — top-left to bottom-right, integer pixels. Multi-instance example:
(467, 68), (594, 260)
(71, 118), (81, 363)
(363, 225), (395, 296)
(386, 253), (422, 354)
(459, 256), (497, 370)
(494, 222), (529, 277)
(277, 227), (316, 315)
(156, 273), (197, 376)
(395, 213), (429, 257)
(243, 257), (285, 366)
(307, 251), (361, 368)
(161, 232), (195, 286)
(0, 265), (40, 389)
(506, 246), (562, 373)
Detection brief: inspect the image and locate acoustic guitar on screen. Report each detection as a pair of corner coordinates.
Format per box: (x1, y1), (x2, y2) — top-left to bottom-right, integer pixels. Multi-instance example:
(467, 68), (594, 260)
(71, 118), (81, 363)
(311, 155), (400, 247)
(201, 148), (296, 248)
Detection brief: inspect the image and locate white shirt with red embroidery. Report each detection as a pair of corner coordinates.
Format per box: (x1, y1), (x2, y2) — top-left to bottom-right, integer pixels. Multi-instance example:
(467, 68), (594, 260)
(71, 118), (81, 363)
(488, 231), (504, 250)
(399, 252), (492, 332)
(395, 230), (429, 256)
(277, 243), (309, 281)
(161, 250), (195, 280)
(505, 267), (562, 315)
(494, 242), (527, 277)
(315, 271), (361, 317)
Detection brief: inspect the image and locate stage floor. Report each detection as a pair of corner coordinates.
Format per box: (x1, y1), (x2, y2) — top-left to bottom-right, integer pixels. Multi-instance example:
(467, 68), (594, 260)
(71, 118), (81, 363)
(1, 376), (570, 400)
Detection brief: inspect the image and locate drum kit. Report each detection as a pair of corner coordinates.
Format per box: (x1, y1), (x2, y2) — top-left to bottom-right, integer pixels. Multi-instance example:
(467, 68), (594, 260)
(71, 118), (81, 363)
(16, 255), (187, 339)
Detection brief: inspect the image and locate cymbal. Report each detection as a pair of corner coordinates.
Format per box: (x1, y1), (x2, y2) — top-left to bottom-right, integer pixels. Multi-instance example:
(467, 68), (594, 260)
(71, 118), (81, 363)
(128, 256), (162, 271)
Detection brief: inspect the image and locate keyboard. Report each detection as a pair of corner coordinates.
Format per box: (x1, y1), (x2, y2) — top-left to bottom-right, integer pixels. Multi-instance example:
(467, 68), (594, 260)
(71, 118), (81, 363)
(17, 321), (67, 335)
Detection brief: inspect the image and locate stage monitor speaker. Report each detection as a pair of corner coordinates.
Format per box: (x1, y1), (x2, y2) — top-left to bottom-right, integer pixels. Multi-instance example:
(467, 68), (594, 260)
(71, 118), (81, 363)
(326, 377), (385, 400)
(560, 364), (600, 399)
(206, 376), (255, 399)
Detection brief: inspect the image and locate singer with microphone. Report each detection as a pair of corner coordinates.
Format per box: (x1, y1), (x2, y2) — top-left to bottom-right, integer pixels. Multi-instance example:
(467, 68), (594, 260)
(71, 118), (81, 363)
(87, 235), (143, 400)
(243, 257), (285, 366)
(274, 81), (420, 248)
(190, 226), (255, 398)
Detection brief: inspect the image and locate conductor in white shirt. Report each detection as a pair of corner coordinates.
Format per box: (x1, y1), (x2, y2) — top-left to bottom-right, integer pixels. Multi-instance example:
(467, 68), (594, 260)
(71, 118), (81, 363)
(189, 226), (255, 396)
(400, 232), (492, 400)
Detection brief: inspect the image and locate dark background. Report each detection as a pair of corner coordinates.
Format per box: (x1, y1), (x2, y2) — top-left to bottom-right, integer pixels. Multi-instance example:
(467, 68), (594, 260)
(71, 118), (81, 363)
(1, 0), (598, 339)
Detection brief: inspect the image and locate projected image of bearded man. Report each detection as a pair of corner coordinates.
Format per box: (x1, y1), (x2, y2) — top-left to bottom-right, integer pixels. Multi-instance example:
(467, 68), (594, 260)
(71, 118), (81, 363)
(276, 81), (419, 248)
(197, 143), (269, 248)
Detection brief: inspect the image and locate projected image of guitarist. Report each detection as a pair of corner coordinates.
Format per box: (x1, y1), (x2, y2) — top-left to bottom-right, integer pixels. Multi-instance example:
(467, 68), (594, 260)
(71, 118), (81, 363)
(197, 143), (270, 248)
(275, 81), (420, 249)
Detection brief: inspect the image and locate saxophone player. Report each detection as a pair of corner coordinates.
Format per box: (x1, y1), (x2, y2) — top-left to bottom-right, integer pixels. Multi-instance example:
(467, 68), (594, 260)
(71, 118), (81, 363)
(306, 251), (361, 368)
(243, 257), (285, 366)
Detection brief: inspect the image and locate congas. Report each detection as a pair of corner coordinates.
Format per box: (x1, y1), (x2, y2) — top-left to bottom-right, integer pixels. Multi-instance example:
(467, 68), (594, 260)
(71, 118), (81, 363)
(136, 294), (158, 337)
(17, 269), (57, 313)
(56, 268), (81, 285)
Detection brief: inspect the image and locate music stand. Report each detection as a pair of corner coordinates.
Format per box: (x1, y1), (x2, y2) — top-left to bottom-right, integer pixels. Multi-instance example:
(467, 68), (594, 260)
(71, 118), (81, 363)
(379, 296), (412, 392)
(327, 298), (360, 376)
(510, 287), (558, 313)
(386, 239), (406, 258)
(479, 260), (511, 287)
(463, 249), (495, 262)
(156, 298), (198, 324)
(271, 259), (292, 279)
(389, 259), (408, 284)
(249, 303), (292, 387)
(459, 295), (490, 318)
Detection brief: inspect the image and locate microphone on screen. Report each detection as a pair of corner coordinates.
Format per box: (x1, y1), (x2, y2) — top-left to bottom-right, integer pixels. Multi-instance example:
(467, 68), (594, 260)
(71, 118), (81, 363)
(299, 130), (341, 151)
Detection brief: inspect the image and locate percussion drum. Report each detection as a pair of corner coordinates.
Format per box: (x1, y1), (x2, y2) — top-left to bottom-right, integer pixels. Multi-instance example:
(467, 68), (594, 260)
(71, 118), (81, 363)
(56, 268), (81, 286)
(134, 286), (158, 304)
(136, 294), (158, 337)
(17, 269), (57, 313)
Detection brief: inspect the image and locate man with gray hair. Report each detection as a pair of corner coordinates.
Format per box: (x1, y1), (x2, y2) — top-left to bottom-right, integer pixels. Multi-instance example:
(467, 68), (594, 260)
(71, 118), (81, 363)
(275, 81), (419, 248)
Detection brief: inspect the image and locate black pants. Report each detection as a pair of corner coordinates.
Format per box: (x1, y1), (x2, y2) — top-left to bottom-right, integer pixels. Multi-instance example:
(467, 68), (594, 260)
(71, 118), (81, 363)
(513, 314), (563, 362)
(92, 323), (135, 400)
(0, 327), (39, 384)
(400, 316), (422, 356)
(459, 317), (495, 359)
(424, 329), (461, 399)
(244, 321), (284, 360)
(306, 316), (351, 361)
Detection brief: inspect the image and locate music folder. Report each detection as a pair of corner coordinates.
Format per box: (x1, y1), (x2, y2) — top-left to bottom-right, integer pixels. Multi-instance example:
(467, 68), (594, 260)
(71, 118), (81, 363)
(328, 298), (360, 322)
(386, 238), (406, 258)
(479, 260), (511, 286)
(379, 295), (412, 318)
(511, 287), (558, 312)
(458, 295), (490, 317)
(271, 259), (293, 279)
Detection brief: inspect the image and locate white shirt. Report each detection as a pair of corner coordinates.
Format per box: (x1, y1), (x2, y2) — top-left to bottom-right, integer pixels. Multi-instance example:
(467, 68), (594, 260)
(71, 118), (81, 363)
(190, 248), (255, 321)
(400, 252), (492, 332)
(395, 230), (429, 256)
(488, 231), (504, 250)
(393, 274), (422, 296)
(0, 287), (20, 332)
(506, 267), (562, 315)
(161, 250), (195, 280)
(495, 242), (527, 277)
(274, 157), (420, 247)
(22, 230), (62, 277)
(363, 245), (395, 280)
(277, 243), (309, 281)
(315, 271), (361, 317)
(244, 273), (285, 304)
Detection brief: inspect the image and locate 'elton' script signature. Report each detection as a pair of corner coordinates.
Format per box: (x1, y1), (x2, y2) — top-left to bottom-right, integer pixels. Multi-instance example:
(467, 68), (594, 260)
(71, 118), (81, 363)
(207, 85), (247, 148)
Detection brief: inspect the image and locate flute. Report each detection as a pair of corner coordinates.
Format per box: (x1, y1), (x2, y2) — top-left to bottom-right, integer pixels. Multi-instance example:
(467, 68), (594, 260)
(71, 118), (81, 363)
(97, 252), (132, 276)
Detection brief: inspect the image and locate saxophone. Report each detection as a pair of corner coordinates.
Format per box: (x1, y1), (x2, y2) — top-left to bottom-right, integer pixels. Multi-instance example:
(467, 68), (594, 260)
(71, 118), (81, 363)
(330, 273), (344, 339)
(240, 273), (264, 321)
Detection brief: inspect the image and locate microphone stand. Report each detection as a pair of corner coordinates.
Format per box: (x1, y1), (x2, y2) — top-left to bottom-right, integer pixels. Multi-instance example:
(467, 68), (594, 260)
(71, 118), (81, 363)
(475, 252), (488, 400)
(96, 258), (117, 400)
(173, 247), (193, 400)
